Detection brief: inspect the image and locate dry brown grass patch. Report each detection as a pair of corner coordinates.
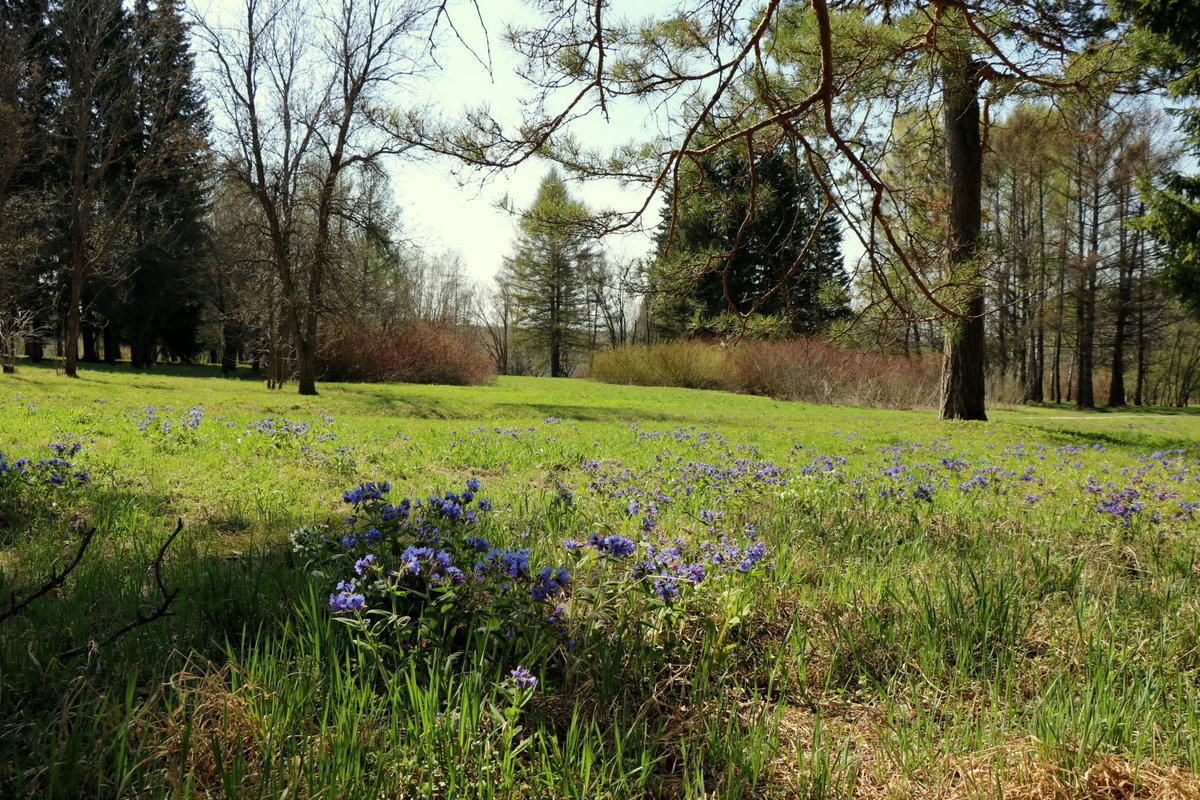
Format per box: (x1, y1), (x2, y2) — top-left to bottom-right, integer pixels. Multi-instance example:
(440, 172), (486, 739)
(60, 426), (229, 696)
(151, 665), (275, 794)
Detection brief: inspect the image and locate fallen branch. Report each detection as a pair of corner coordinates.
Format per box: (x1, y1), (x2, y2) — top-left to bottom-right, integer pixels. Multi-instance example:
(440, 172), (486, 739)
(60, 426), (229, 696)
(60, 519), (184, 661)
(0, 526), (98, 624)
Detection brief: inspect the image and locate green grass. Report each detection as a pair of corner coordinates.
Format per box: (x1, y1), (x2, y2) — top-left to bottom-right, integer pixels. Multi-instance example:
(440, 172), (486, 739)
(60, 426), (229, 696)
(2, 360), (1200, 799)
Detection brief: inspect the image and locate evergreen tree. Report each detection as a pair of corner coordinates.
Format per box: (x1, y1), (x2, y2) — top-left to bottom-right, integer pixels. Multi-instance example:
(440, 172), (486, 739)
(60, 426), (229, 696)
(120, 0), (211, 365)
(651, 145), (847, 339)
(502, 170), (596, 377)
(0, 0), (56, 363)
(1117, 0), (1200, 317)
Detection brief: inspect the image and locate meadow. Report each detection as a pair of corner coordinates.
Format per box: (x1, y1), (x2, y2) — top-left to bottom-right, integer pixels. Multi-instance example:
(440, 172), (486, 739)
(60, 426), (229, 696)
(2, 361), (1200, 799)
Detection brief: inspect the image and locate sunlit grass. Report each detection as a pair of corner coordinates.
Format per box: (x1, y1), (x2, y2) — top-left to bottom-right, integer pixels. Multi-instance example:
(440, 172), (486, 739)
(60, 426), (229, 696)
(2, 360), (1199, 798)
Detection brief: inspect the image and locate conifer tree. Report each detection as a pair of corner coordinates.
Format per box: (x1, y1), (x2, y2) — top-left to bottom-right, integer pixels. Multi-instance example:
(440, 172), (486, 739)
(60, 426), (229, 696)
(502, 171), (596, 377)
(1117, 0), (1200, 316)
(120, 0), (211, 365)
(652, 144), (847, 339)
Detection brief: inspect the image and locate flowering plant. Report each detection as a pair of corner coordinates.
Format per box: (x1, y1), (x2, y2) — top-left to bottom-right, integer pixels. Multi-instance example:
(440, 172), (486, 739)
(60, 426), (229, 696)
(0, 442), (90, 532)
(130, 406), (204, 450)
(293, 479), (571, 653)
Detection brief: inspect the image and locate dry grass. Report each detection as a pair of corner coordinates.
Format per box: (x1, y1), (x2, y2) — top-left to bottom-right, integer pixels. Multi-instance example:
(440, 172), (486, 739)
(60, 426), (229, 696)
(762, 703), (1200, 800)
(153, 666), (271, 795)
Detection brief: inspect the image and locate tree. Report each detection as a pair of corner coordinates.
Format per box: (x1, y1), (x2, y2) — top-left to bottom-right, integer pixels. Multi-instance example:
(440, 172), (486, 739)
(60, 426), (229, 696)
(53, 0), (144, 377)
(392, 0), (1131, 420)
(200, 0), (432, 394)
(501, 170), (596, 378)
(116, 0), (211, 366)
(0, 0), (53, 367)
(652, 141), (847, 339)
(1117, 0), (1200, 317)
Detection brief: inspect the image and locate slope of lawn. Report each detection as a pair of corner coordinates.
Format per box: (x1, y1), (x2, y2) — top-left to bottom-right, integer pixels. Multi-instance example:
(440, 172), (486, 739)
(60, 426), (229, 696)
(2, 360), (1199, 799)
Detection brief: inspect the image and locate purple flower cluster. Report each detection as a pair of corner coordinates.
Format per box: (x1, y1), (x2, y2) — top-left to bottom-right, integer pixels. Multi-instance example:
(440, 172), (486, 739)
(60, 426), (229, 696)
(508, 666), (537, 689)
(130, 406), (204, 444)
(531, 566), (570, 601)
(295, 479), (571, 622)
(344, 481), (391, 506)
(587, 534), (636, 558)
(0, 447), (89, 488)
(329, 581), (365, 612)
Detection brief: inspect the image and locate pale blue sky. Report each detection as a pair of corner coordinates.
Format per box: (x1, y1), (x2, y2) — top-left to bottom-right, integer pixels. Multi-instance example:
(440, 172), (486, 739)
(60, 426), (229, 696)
(379, 0), (678, 284)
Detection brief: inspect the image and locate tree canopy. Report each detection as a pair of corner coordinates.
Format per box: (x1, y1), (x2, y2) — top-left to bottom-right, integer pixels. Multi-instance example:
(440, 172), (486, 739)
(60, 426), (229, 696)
(651, 142), (847, 339)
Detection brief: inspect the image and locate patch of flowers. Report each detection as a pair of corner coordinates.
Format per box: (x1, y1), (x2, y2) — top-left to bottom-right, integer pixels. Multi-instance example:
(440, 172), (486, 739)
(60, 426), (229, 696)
(0, 445), (89, 488)
(244, 414), (345, 466)
(562, 523), (771, 605)
(1082, 449), (1200, 531)
(293, 478), (572, 650)
(0, 442), (90, 529)
(129, 405), (204, 449)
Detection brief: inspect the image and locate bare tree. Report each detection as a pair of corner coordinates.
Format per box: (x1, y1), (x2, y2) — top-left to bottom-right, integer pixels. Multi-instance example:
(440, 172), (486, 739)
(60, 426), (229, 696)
(199, 0), (433, 394)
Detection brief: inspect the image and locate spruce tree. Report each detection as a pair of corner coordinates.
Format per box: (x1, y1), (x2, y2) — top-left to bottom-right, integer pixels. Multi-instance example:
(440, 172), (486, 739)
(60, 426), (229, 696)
(651, 145), (847, 339)
(502, 170), (596, 377)
(121, 0), (211, 365)
(1117, 0), (1200, 316)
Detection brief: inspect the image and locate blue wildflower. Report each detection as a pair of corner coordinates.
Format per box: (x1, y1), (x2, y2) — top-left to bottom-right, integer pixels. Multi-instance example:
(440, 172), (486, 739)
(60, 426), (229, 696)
(508, 666), (537, 689)
(329, 581), (366, 612)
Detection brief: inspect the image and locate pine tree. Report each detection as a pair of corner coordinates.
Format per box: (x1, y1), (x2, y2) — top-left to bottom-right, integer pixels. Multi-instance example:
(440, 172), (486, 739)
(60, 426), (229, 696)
(119, 0), (211, 365)
(1117, 0), (1200, 317)
(651, 145), (847, 339)
(502, 170), (596, 377)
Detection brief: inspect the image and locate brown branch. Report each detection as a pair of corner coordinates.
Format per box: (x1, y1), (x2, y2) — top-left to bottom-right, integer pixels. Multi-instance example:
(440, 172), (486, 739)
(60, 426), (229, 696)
(0, 527), (98, 625)
(59, 519), (184, 662)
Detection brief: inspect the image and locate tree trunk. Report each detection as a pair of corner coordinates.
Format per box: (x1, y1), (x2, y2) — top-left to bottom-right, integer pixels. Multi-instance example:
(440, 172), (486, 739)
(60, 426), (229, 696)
(297, 308), (318, 395)
(938, 51), (987, 421)
(25, 316), (43, 362)
(1108, 214), (1131, 407)
(64, 224), (86, 377)
(103, 324), (119, 363)
(1075, 171), (1098, 410)
(81, 319), (99, 362)
(221, 321), (238, 374)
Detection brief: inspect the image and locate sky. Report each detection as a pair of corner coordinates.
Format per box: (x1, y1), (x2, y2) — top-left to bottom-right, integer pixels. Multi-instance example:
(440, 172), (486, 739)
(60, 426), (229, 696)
(193, 0), (683, 285)
(380, 1), (678, 286)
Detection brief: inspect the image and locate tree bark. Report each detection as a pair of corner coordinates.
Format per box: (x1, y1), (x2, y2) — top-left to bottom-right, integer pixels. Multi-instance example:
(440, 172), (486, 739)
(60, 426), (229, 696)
(1108, 194), (1131, 407)
(939, 51), (987, 421)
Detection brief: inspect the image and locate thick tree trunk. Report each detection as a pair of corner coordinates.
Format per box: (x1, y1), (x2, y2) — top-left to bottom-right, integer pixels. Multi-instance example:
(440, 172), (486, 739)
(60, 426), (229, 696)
(295, 304), (318, 395)
(296, 330), (317, 394)
(25, 317), (43, 362)
(939, 52), (987, 421)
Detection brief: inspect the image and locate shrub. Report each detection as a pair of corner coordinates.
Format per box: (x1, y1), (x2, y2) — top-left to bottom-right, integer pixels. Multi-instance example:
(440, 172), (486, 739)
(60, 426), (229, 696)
(588, 338), (940, 408)
(318, 323), (495, 386)
(729, 338), (940, 408)
(586, 340), (727, 389)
